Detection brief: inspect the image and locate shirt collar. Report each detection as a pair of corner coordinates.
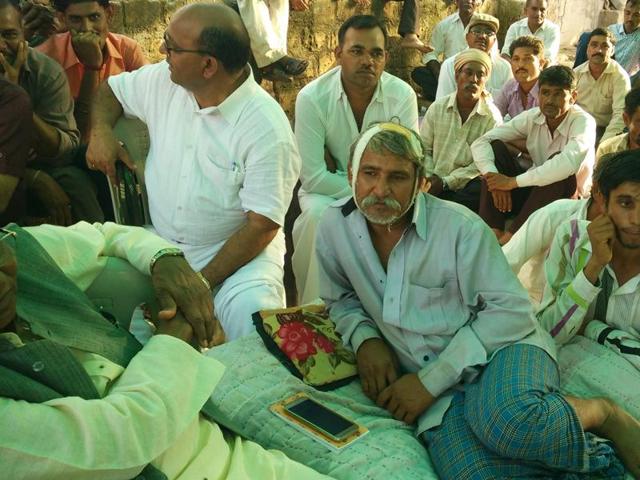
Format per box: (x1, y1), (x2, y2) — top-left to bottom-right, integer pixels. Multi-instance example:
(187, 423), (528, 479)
(200, 66), (259, 125)
(445, 91), (492, 117)
(533, 105), (578, 136)
(341, 192), (427, 240)
(61, 31), (122, 71)
(575, 59), (617, 76)
(512, 79), (540, 99)
(337, 67), (384, 105)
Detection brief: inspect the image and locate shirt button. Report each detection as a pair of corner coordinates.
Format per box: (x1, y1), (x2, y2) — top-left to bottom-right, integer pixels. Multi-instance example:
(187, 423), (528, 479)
(32, 361), (45, 372)
(423, 355), (429, 362)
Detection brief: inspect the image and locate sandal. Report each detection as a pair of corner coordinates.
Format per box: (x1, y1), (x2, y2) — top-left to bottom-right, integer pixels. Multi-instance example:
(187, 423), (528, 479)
(261, 65), (293, 83)
(275, 56), (308, 76)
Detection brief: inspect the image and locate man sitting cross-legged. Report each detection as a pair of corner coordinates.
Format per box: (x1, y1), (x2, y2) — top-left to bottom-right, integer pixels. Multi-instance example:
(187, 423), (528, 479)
(419, 48), (501, 213)
(596, 86), (640, 161)
(538, 150), (640, 372)
(472, 65), (596, 245)
(292, 14), (417, 304)
(494, 35), (547, 120)
(87, 3), (299, 340)
(316, 122), (640, 480)
(0, 221), (330, 479)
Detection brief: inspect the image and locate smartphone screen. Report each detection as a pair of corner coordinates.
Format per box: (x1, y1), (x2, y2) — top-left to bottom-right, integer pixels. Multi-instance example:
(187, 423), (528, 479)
(285, 398), (357, 439)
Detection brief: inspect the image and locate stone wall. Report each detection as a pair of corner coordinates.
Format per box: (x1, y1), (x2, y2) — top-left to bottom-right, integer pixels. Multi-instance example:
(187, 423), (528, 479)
(107, 0), (525, 117)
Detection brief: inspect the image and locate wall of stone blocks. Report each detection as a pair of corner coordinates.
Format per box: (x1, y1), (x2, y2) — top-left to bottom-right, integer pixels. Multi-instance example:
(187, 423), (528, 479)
(107, 0), (525, 118)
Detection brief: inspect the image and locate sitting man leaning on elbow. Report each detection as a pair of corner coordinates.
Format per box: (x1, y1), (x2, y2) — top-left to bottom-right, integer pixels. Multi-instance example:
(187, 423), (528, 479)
(0, 221), (331, 480)
(316, 122), (640, 480)
(538, 150), (640, 370)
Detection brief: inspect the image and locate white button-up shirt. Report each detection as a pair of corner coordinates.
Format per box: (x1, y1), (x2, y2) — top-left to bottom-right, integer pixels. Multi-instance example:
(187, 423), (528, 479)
(501, 18), (561, 64)
(295, 66), (418, 199)
(608, 23), (640, 77)
(503, 198), (589, 303)
(422, 12), (470, 64)
(471, 105), (597, 197)
(108, 62), (300, 269)
(574, 60), (631, 142)
(435, 48), (513, 99)
(317, 193), (555, 434)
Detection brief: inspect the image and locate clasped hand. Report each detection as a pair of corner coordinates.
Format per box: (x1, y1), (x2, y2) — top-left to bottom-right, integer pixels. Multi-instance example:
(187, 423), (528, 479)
(357, 338), (435, 424)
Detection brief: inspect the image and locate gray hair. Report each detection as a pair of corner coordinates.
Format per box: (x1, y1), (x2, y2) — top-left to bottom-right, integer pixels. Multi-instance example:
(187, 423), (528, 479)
(350, 126), (427, 178)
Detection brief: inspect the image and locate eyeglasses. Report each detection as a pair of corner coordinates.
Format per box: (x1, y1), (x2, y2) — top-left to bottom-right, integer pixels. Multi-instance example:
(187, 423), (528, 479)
(162, 34), (213, 56)
(469, 27), (496, 37)
(0, 228), (16, 242)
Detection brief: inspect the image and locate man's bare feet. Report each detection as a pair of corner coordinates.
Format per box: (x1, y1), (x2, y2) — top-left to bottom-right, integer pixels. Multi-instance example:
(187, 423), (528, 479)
(399, 34), (433, 54)
(597, 401), (640, 478)
(498, 231), (513, 245)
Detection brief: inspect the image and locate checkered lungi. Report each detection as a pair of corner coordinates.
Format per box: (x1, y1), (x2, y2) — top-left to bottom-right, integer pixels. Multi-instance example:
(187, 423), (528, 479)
(422, 344), (626, 479)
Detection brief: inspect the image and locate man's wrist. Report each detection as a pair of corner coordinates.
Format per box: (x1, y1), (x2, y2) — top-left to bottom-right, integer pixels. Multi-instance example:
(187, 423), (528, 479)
(584, 258), (606, 286)
(149, 248), (185, 274)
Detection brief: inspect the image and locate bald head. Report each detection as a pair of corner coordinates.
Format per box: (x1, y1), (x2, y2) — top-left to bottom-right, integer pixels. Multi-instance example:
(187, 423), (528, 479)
(173, 3), (250, 73)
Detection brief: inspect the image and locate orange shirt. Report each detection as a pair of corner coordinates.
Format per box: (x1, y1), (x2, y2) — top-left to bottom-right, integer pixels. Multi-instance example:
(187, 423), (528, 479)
(36, 31), (149, 98)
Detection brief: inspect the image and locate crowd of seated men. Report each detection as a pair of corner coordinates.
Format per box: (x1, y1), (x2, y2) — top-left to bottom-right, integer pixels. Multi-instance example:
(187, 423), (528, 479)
(2, 0), (640, 478)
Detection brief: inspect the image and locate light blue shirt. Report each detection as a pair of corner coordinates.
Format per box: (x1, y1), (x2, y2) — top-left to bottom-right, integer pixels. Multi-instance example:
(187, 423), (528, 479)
(316, 193), (556, 433)
(609, 23), (640, 77)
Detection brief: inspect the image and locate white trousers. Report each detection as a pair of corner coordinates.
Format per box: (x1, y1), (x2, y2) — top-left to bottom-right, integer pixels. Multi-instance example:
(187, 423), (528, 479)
(238, 0), (289, 67)
(291, 191), (335, 305)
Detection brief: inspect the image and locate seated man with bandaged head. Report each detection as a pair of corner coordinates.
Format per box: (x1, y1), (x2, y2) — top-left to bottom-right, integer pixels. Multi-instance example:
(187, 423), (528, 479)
(316, 122), (640, 479)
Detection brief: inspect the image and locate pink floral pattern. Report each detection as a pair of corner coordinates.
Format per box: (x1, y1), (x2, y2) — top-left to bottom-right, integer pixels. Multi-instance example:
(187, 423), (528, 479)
(278, 322), (318, 362)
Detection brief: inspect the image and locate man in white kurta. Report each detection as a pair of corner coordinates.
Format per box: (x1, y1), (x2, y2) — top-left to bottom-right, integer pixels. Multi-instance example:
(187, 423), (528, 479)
(435, 13), (512, 99)
(500, 0), (560, 64)
(291, 15), (418, 304)
(87, 4), (300, 340)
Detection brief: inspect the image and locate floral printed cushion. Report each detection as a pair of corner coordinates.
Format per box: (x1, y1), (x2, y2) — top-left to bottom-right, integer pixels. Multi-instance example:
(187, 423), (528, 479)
(252, 303), (358, 390)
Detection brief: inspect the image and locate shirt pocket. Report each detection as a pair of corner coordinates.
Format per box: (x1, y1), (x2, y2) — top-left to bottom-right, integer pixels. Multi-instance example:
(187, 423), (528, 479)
(402, 281), (470, 336)
(196, 154), (244, 209)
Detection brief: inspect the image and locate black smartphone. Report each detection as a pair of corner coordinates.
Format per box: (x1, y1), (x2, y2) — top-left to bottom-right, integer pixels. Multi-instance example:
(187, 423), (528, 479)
(283, 397), (359, 442)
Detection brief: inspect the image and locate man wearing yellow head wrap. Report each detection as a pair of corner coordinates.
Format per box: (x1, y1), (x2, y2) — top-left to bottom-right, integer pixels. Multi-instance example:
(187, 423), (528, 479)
(419, 47), (502, 212)
(315, 122), (636, 480)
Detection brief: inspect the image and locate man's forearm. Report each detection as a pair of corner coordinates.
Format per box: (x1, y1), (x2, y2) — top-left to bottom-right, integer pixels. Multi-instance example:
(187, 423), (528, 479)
(90, 81), (124, 135)
(32, 113), (61, 159)
(200, 212), (279, 287)
(75, 69), (100, 138)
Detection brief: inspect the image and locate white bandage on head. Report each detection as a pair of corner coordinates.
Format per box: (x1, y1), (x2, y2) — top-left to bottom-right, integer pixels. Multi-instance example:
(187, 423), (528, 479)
(350, 122), (423, 192)
(350, 122), (424, 225)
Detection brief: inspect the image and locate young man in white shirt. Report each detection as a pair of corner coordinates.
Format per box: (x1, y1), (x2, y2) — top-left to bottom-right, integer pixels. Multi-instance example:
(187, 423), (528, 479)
(315, 123), (640, 480)
(501, 0), (560, 65)
(435, 13), (512, 99)
(410, 0), (483, 101)
(472, 65), (596, 245)
(420, 48), (502, 212)
(86, 3), (300, 340)
(291, 14), (418, 304)
(574, 28), (631, 144)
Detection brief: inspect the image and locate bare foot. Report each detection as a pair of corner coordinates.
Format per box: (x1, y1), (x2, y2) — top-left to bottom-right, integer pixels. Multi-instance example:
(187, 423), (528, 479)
(399, 34), (433, 54)
(498, 231), (513, 245)
(597, 400), (640, 478)
(491, 228), (503, 240)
